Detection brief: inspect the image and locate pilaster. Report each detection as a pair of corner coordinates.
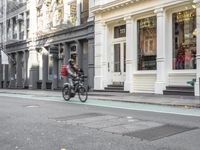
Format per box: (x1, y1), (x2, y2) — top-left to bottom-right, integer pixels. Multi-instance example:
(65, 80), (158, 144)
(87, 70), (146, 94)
(94, 21), (105, 90)
(42, 48), (49, 90)
(76, 0), (81, 26)
(76, 40), (83, 69)
(88, 0), (94, 22)
(16, 52), (23, 88)
(154, 8), (167, 94)
(124, 16), (134, 92)
(28, 49), (39, 89)
(23, 50), (29, 88)
(9, 54), (16, 88)
(88, 38), (94, 89)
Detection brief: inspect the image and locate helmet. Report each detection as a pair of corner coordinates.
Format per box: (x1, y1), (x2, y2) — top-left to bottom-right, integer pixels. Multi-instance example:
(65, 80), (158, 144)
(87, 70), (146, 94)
(68, 59), (74, 65)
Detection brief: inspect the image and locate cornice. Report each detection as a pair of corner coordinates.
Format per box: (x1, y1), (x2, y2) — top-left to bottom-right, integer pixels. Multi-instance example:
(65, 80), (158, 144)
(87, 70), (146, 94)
(91, 0), (192, 15)
(91, 0), (145, 14)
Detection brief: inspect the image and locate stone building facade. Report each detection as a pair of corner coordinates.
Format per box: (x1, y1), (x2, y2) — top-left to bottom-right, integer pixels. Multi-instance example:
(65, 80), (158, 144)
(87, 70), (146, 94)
(92, 0), (200, 96)
(0, 0), (94, 90)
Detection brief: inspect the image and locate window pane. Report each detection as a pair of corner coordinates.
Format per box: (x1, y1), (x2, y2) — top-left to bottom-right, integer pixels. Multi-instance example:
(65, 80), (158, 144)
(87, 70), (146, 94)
(114, 44), (121, 72)
(137, 16), (157, 70)
(114, 25), (126, 38)
(172, 9), (196, 70)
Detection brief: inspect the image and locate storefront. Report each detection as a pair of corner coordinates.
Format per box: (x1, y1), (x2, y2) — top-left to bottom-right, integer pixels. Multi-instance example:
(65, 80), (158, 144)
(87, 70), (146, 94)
(92, 0), (200, 95)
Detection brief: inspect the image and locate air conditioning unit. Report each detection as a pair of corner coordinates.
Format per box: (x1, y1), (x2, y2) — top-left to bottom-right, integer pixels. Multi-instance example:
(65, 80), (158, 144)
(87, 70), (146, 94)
(17, 14), (24, 22)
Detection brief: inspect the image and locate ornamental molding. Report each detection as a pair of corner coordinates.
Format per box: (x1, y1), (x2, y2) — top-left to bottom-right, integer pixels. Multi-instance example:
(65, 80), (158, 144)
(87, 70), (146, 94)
(91, 0), (145, 14)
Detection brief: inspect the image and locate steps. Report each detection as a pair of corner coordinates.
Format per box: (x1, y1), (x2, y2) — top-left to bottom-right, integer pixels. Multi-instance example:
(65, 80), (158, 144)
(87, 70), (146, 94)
(94, 84), (129, 93)
(163, 86), (194, 96)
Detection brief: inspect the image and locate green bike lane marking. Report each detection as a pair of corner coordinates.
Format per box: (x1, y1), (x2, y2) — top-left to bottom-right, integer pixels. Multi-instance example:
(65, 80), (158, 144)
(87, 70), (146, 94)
(1, 93), (200, 117)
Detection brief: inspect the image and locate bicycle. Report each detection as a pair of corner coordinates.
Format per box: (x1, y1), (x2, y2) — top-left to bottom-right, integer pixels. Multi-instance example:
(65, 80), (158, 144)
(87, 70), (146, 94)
(62, 74), (88, 102)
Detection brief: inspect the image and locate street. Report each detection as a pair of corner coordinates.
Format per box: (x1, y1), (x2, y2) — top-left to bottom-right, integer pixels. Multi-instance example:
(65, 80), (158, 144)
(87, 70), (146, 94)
(0, 93), (200, 150)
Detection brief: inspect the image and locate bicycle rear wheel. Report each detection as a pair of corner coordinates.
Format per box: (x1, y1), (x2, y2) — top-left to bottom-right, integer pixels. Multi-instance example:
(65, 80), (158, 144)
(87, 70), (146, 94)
(62, 85), (71, 101)
(78, 86), (88, 102)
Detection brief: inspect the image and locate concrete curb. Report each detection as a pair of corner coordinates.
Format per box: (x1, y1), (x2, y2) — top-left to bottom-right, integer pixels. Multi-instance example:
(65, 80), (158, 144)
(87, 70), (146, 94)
(1, 90), (200, 108)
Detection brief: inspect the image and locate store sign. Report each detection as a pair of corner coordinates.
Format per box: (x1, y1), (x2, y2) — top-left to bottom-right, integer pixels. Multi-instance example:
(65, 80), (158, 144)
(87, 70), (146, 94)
(175, 9), (196, 22)
(139, 16), (156, 29)
(1, 50), (8, 64)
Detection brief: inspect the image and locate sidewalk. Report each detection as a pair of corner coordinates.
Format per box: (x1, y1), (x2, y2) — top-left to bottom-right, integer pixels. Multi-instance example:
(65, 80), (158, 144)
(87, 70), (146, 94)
(0, 89), (200, 108)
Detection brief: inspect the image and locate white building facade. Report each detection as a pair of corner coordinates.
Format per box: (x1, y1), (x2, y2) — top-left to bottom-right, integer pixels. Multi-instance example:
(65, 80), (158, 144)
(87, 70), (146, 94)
(92, 0), (200, 95)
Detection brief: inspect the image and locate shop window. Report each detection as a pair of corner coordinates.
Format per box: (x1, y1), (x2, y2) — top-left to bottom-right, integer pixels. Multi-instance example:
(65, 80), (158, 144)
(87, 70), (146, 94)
(137, 16), (157, 70)
(172, 9), (196, 70)
(114, 25), (126, 38)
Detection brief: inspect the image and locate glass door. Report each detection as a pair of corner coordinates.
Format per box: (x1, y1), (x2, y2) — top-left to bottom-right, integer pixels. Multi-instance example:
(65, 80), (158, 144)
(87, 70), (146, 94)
(113, 42), (126, 84)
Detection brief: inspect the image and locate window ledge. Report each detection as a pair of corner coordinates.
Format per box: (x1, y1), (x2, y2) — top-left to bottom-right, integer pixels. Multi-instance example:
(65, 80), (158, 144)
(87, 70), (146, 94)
(133, 70), (157, 75)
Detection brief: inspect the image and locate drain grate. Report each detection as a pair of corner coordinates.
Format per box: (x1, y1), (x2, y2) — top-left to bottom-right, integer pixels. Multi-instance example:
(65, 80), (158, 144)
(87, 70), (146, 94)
(53, 113), (105, 121)
(123, 124), (197, 141)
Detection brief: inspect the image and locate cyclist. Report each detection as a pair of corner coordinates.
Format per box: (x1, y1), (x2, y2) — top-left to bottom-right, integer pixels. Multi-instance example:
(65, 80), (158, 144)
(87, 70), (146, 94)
(67, 59), (78, 92)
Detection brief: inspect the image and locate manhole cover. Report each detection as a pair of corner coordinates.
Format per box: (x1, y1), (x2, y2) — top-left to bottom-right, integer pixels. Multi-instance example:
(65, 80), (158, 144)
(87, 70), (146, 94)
(53, 113), (105, 121)
(123, 124), (197, 141)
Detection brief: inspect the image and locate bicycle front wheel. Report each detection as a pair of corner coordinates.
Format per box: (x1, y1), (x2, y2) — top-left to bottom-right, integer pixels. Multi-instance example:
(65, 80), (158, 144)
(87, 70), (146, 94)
(62, 85), (71, 101)
(78, 86), (88, 102)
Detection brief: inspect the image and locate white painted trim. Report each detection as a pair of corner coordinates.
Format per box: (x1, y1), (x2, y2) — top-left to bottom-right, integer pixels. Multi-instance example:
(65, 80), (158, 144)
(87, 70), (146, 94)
(133, 71), (157, 75)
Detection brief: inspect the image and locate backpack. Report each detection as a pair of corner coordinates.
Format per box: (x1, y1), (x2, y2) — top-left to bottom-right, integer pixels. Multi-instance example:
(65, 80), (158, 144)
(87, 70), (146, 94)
(61, 64), (68, 76)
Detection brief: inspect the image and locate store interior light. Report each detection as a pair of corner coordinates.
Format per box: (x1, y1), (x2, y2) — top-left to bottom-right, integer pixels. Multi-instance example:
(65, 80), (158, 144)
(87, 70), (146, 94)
(192, 5), (196, 9)
(193, 28), (197, 36)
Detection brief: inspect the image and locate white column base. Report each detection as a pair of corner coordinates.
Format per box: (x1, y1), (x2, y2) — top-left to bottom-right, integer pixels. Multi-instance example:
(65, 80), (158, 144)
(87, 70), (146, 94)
(124, 78), (134, 93)
(155, 82), (166, 94)
(195, 82), (199, 96)
(94, 76), (104, 90)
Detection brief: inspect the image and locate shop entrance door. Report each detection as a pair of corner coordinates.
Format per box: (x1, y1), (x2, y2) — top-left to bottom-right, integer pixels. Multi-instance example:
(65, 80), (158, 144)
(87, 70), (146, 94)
(112, 42), (126, 85)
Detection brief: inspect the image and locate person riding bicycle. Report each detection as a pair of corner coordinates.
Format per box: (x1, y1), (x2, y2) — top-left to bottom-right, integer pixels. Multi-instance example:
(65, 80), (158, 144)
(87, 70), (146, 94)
(67, 59), (78, 92)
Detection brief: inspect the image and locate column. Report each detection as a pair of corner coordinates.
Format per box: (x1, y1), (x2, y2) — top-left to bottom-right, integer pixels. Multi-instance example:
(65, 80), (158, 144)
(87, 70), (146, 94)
(9, 54), (16, 88)
(154, 8), (167, 94)
(102, 22), (108, 88)
(124, 16), (134, 92)
(28, 49), (39, 89)
(16, 52), (23, 88)
(94, 21), (105, 90)
(52, 53), (58, 90)
(88, 38), (94, 89)
(76, 40), (83, 69)
(3, 64), (9, 88)
(42, 49), (49, 90)
(23, 50), (29, 88)
(63, 42), (70, 63)
(194, 0), (200, 96)
(63, 42), (70, 83)
(76, 0), (81, 26)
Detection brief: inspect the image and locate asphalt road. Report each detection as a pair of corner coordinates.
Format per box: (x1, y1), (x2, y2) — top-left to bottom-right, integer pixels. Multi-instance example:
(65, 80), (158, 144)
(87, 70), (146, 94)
(0, 95), (200, 150)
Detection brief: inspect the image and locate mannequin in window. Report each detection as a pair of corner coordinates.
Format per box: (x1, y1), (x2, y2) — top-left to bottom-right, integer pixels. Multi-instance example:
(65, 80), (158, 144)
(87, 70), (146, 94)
(175, 45), (185, 69)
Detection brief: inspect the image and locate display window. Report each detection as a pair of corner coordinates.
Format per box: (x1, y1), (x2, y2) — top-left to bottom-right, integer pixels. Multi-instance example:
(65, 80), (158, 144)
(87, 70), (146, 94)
(172, 9), (196, 70)
(137, 16), (157, 70)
